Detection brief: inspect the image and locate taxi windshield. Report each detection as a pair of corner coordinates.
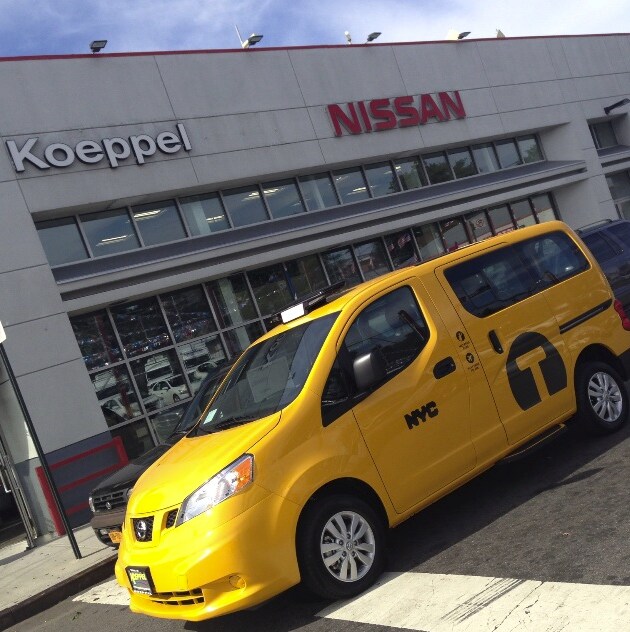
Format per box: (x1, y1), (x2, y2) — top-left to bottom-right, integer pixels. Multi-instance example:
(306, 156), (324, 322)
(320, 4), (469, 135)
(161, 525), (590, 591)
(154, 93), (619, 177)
(193, 312), (338, 434)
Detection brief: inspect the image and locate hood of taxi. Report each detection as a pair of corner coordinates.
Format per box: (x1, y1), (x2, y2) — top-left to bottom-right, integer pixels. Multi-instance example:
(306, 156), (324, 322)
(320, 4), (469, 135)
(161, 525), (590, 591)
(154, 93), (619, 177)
(128, 412), (281, 513)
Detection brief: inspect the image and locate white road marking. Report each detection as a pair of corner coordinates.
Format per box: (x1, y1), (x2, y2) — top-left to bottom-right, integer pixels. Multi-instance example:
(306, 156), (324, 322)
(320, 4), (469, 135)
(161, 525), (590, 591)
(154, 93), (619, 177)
(318, 572), (630, 631)
(73, 578), (130, 606)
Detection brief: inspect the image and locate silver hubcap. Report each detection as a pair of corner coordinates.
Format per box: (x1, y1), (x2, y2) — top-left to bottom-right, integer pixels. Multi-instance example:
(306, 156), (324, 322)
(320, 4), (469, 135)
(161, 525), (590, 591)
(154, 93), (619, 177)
(320, 510), (376, 583)
(588, 371), (623, 422)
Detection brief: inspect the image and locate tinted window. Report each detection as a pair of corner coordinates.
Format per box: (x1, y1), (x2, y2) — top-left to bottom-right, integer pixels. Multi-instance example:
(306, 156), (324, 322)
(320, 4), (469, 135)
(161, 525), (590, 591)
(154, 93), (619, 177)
(36, 217), (88, 266)
(180, 193), (230, 235)
(262, 179), (305, 219)
(582, 233), (617, 263)
(446, 232), (589, 317)
(299, 173), (339, 211)
(608, 222), (630, 249)
(132, 200), (186, 246)
(80, 208), (140, 256)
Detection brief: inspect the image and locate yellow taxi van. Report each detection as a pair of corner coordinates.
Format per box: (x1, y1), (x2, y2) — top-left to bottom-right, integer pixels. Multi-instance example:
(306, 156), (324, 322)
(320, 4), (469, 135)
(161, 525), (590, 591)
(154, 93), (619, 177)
(115, 220), (630, 621)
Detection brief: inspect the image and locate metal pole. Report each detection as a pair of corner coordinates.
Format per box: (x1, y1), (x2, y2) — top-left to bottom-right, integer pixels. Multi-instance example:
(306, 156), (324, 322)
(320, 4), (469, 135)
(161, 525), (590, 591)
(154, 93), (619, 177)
(0, 343), (82, 559)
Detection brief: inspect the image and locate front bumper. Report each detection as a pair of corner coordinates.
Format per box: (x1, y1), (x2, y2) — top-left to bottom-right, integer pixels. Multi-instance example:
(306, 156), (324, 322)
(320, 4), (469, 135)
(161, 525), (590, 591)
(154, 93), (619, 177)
(90, 508), (126, 547)
(115, 490), (301, 621)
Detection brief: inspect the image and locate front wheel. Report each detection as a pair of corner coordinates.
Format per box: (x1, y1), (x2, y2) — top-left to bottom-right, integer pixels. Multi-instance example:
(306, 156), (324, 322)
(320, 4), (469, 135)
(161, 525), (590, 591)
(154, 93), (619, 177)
(576, 361), (629, 434)
(297, 494), (386, 600)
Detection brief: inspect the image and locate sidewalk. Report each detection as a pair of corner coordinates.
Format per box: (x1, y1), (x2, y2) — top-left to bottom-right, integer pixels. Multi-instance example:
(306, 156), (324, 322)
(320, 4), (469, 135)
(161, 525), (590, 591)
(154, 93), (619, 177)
(0, 526), (118, 630)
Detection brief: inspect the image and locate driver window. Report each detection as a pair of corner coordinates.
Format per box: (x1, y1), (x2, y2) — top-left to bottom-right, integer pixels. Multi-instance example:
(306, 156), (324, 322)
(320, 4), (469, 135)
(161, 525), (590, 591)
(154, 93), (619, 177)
(322, 286), (429, 425)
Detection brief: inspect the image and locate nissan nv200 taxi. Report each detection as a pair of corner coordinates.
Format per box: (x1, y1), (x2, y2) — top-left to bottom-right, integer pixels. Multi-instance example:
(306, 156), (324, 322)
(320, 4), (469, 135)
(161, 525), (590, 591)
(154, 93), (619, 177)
(115, 220), (630, 621)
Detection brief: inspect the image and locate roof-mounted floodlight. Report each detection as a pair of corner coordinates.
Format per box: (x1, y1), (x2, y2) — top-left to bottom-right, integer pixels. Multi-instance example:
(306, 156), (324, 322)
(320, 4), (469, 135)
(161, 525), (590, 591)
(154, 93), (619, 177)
(344, 30), (352, 45)
(270, 281), (346, 327)
(366, 32), (381, 42)
(496, 29), (506, 38)
(235, 24), (263, 49)
(446, 30), (471, 40)
(604, 98), (630, 115)
(90, 40), (107, 53)
(458, 31), (471, 39)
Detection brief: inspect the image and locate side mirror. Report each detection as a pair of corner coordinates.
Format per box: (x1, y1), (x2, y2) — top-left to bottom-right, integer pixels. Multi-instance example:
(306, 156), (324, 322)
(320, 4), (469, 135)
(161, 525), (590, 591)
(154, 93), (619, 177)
(353, 348), (387, 392)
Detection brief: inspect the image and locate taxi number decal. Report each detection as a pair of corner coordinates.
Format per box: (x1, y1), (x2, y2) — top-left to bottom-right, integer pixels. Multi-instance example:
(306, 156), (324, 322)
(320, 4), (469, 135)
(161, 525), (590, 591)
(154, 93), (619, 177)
(405, 401), (439, 429)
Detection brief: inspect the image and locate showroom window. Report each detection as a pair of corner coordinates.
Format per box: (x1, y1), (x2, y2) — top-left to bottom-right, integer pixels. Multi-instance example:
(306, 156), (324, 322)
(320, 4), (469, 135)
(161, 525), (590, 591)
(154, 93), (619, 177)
(472, 143), (500, 174)
(510, 199), (537, 228)
(322, 247), (362, 288)
(440, 217), (471, 252)
(262, 179), (306, 218)
(36, 217), (88, 266)
(394, 157), (428, 190)
(207, 274), (258, 328)
(495, 139), (522, 169)
(222, 185), (269, 227)
(590, 121), (618, 149)
(385, 230), (418, 269)
(180, 192), (230, 235)
(465, 211), (493, 241)
(488, 205), (514, 234)
(517, 135), (543, 163)
(447, 147), (477, 178)
(132, 200), (186, 246)
(80, 208), (140, 256)
(333, 167), (370, 204)
(285, 255), (328, 298)
(299, 173), (339, 211)
(248, 264), (294, 316)
(606, 171), (630, 218)
(423, 152), (454, 184)
(160, 286), (217, 343)
(354, 239), (391, 280)
(364, 162), (401, 197)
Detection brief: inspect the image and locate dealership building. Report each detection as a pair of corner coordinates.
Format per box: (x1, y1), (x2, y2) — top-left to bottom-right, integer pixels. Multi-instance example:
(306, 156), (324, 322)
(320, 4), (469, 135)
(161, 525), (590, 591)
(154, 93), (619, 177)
(0, 32), (629, 544)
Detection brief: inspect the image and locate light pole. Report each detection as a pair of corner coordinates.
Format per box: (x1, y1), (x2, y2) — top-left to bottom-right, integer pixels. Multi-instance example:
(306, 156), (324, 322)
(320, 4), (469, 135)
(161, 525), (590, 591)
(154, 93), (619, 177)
(0, 320), (81, 559)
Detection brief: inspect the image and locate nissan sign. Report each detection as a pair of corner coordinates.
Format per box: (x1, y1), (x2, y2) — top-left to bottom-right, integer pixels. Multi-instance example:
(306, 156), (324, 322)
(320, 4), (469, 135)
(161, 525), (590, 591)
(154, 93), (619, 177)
(5, 123), (192, 173)
(327, 90), (466, 137)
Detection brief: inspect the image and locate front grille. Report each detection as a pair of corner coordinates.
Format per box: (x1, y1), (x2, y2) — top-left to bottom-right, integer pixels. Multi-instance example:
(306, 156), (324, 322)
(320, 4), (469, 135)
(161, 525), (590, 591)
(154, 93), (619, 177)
(147, 588), (204, 606)
(165, 509), (178, 529)
(93, 489), (126, 512)
(132, 516), (154, 542)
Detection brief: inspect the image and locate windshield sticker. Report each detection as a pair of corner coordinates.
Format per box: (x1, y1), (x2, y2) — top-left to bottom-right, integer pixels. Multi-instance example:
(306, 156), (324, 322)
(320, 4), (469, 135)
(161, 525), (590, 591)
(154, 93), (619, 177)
(204, 409), (217, 423)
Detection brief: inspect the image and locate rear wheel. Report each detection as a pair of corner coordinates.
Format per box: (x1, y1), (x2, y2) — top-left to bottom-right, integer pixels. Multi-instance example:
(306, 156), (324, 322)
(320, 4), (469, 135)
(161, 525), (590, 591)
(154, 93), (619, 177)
(297, 494), (386, 600)
(576, 361), (629, 434)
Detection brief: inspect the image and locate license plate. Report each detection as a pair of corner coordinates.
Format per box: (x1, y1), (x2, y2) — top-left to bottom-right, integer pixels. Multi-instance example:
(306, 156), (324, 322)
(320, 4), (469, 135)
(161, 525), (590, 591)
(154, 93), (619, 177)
(109, 530), (122, 544)
(126, 566), (155, 595)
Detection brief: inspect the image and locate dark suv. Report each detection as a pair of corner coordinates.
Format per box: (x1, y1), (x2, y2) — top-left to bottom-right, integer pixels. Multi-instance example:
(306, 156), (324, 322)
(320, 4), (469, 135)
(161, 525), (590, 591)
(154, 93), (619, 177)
(88, 362), (231, 547)
(578, 219), (630, 310)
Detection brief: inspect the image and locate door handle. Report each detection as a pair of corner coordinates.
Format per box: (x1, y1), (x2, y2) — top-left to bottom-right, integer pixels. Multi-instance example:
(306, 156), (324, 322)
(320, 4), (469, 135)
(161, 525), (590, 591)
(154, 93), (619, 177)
(489, 330), (504, 354)
(433, 356), (456, 379)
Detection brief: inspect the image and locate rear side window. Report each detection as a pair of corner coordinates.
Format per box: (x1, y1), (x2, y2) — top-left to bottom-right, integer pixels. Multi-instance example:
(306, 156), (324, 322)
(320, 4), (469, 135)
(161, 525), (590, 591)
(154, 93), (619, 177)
(582, 232), (618, 263)
(608, 222), (630, 249)
(446, 231), (589, 317)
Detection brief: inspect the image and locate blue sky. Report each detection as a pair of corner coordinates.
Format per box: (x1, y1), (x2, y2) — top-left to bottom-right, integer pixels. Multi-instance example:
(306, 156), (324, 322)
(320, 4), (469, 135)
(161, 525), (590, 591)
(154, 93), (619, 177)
(0, 0), (628, 57)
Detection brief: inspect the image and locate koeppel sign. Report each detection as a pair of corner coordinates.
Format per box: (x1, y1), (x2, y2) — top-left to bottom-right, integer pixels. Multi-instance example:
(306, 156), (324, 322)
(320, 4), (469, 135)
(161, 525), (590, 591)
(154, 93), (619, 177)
(327, 90), (465, 137)
(5, 123), (191, 173)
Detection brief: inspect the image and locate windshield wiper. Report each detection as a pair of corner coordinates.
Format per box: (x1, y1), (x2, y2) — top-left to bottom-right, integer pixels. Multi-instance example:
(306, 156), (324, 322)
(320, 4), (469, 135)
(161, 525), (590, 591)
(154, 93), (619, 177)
(206, 415), (256, 433)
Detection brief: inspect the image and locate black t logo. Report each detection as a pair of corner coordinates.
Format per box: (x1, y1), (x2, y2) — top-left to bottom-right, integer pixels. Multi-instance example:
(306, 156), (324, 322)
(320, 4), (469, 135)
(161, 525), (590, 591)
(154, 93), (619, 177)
(506, 332), (567, 410)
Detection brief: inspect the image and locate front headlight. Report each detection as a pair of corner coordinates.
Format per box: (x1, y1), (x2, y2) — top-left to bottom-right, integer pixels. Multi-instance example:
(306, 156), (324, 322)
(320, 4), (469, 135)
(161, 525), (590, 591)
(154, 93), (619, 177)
(126, 487), (134, 500)
(88, 495), (95, 513)
(176, 454), (254, 526)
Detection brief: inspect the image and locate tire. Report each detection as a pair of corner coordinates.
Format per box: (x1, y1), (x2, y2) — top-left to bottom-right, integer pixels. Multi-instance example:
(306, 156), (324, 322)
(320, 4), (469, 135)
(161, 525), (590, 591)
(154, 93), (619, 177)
(297, 494), (386, 600)
(576, 361), (629, 434)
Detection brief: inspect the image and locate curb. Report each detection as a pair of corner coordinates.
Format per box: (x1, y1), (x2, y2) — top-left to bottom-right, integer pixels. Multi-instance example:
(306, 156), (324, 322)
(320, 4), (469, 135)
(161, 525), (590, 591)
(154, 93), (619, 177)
(0, 556), (117, 631)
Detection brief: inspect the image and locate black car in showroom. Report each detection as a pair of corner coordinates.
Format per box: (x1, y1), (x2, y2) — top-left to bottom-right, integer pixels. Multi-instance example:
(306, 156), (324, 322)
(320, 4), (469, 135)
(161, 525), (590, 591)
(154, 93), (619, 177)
(88, 363), (231, 547)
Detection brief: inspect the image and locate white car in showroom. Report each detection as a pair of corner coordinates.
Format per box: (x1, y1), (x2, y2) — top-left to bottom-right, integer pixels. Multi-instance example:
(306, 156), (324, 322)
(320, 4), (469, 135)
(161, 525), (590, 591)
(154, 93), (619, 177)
(148, 376), (189, 405)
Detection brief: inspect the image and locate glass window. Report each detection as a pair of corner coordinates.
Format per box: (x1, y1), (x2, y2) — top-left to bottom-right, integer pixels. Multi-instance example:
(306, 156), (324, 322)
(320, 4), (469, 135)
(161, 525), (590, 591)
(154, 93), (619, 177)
(299, 173), (339, 211)
(447, 148), (477, 178)
(160, 286), (216, 343)
(384, 230), (418, 268)
(354, 240), (391, 280)
(445, 245), (535, 317)
(618, 199), (630, 221)
(394, 157), (427, 190)
(591, 121), (618, 149)
(333, 168), (370, 203)
(465, 211), (492, 242)
(222, 185), (269, 227)
(92, 366), (141, 423)
(36, 218), (88, 266)
(423, 152), (454, 184)
(178, 335), (227, 390)
(517, 135), (543, 163)
(510, 199), (536, 228)
(322, 247), (362, 288)
(262, 179), (306, 219)
(440, 218), (471, 252)
(285, 255), (327, 299)
(364, 162), (400, 197)
(132, 200), (186, 246)
(248, 264), (293, 316)
(606, 221), (630, 249)
(344, 286), (428, 378)
(607, 172), (630, 201)
(223, 322), (265, 357)
(110, 420), (154, 460)
(71, 311), (122, 371)
(582, 233), (617, 263)
(531, 194), (556, 222)
(207, 274), (257, 328)
(488, 205), (515, 234)
(131, 349), (188, 411)
(80, 208), (140, 256)
(110, 297), (171, 358)
(472, 143), (500, 174)
(413, 224), (445, 261)
(180, 193), (230, 235)
(495, 139), (522, 169)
